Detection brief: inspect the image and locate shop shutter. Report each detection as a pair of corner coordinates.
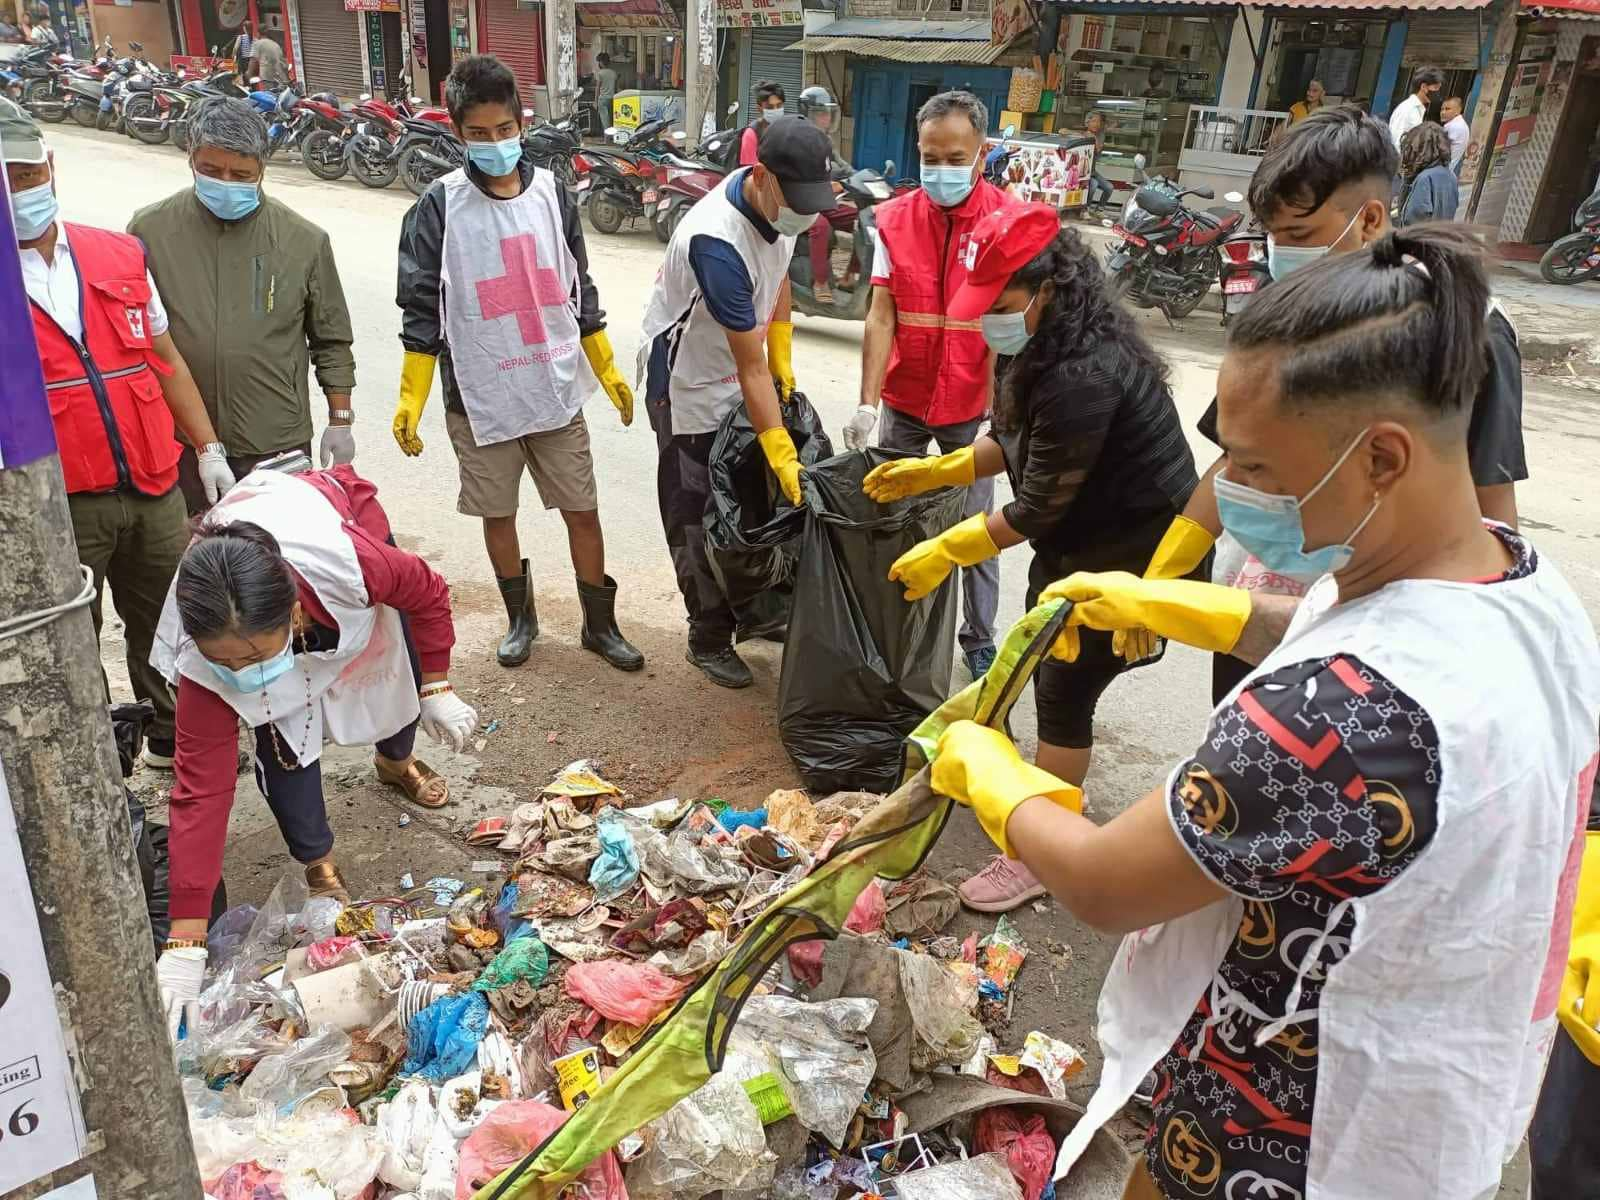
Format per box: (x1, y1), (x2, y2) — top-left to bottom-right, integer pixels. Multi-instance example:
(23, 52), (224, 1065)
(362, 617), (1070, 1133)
(380, 12), (404, 96)
(1402, 13), (1485, 71)
(479, 0), (545, 93)
(296, 0), (366, 98)
(748, 26), (804, 117)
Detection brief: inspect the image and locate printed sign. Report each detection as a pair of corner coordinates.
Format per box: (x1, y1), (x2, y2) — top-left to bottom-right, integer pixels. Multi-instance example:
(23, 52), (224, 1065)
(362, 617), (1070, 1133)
(0, 761), (89, 1193)
(345, 0), (402, 11)
(714, 0), (800, 29)
(987, 136), (1094, 210)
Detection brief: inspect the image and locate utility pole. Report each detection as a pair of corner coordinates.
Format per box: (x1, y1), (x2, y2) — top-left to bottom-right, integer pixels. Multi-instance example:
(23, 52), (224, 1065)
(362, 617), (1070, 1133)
(544, 0), (577, 115)
(684, 0), (716, 145)
(0, 185), (202, 1197)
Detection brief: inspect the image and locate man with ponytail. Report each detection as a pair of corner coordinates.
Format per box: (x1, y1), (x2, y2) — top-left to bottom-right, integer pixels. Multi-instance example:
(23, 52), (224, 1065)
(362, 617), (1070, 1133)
(929, 225), (1600, 1200)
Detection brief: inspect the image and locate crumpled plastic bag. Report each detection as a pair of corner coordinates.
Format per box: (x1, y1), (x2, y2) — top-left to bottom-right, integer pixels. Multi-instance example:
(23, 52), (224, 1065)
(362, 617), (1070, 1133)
(787, 880), (885, 986)
(190, 1108), (383, 1199)
(630, 1073), (777, 1199)
(589, 816), (641, 901)
(542, 835), (601, 883)
(766, 789), (822, 850)
(974, 1109), (1055, 1200)
(899, 950), (983, 1070)
(453, 1100), (626, 1200)
(472, 936), (550, 992)
(377, 1081), (439, 1191)
(643, 829), (749, 894)
(238, 1027), (352, 1114)
(208, 1161), (288, 1200)
(404, 992), (490, 1082)
(726, 995), (877, 1148)
(564, 958), (688, 1025)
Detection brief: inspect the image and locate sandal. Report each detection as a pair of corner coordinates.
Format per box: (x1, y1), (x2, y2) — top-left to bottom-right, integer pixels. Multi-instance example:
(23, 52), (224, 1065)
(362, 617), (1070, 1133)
(375, 755), (450, 809)
(305, 860), (350, 904)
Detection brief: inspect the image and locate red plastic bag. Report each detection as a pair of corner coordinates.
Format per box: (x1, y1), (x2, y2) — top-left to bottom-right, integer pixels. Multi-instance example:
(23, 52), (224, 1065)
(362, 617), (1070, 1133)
(455, 1100), (628, 1200)
(207, 1161), (287, 1200)
(563, 958), (688, 1026)
(787, 880), (886, 985)
(974, 1109), (1055, 1200)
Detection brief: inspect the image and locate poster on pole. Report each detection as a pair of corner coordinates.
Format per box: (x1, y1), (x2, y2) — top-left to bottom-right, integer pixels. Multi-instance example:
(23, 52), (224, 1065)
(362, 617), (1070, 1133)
(714, 0), (800, 29)
(0, 760), (89, 1193)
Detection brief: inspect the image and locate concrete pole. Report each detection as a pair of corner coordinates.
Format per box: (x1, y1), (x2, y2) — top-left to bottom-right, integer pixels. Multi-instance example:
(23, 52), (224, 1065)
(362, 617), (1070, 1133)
(545, 0), (577, 116)
(685, 0), (716, 143)
(0, 187), (202, 1200)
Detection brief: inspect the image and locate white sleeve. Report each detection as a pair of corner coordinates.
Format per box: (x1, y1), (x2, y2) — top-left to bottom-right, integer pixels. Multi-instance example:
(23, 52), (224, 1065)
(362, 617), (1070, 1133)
(871, 229), (890, 282)
(144, 269), (170, 337)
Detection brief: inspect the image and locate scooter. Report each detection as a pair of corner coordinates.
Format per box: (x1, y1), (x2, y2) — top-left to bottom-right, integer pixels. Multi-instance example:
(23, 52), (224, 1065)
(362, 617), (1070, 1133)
(1538, 178), (1600, 285)
(1215, 190), (1269, 325)
(580, 120), (685, 235)
(789, 166), (895, 322)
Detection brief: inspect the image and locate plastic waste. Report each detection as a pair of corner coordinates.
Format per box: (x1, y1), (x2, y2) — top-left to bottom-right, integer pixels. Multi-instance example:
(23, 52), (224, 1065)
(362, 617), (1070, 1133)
(788, 879), (886, 985)
(892, 1150), (1025, 1200)
(642, 827), (749, 894)
(588, 816), (640, 901)
(563, 958), (688, 1025)
(542, 834), (601, 882)
(471, 937), (550, 992)
(238, 1027), (352, 1114)
(454, 1100), (627, 1200)
(974, 1110), (1055, 1200)
(189, 1108), (384, 1199)
(377, 1081), (438, 1191)
(630, 1073), (777, 1199)
(777, 450), (964, 793)
(726, 994), (878, 1148)
(207, 1161), (287, 1199)
(765, 788), (822, 849)
(716, 806), (767, 834)
(403, 992), (490, 1082)
(898, 951), (983, 1071)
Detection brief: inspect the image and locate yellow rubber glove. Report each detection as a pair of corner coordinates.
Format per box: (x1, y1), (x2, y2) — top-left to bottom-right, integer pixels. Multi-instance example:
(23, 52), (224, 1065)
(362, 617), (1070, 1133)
(888, 513), (999, 602)
(757, 426), (803, 505)
(932, 721), (1083, 857)
(1119, 515), (1220, 663)
(767, 320), (796, 403)
(581, 330), (633, 427)
(862, 446), (976, 504)
(1041, 571), (1251, 662)
(1559, 831), (1600, 1066)
(393, 350), (437, 457)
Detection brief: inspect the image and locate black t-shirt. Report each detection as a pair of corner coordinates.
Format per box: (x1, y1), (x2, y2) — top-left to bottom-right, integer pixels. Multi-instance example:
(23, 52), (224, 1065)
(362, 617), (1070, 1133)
(993, 342), (1198, 566)
(1196, 304), (1528, 489)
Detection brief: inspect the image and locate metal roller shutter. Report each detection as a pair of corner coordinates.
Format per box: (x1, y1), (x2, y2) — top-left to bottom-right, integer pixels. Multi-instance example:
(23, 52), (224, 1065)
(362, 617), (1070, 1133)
(296, 0), (366, 98)
(1402, 13), (1485, 71)
(748, 27), (804, 116)
(380, 12), (404, 97)
(479, 0), (545, 94)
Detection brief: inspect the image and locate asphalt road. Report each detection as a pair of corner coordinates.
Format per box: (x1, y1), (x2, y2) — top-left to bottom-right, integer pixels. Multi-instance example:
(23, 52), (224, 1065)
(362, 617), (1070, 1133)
(45, 122), (1599, 1196)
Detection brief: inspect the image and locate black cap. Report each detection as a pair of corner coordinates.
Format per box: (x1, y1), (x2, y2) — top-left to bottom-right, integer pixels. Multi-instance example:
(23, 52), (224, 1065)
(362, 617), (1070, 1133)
(756, 114), (835, 215)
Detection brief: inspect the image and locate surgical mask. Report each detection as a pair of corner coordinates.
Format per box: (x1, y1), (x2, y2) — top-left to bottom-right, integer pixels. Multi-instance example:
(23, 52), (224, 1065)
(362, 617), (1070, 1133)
(10, 180), (58, 241)
(467, 135), (522, 177)
(194, 174), (261, 221)
(204, 632), (296, 693)
(773, 205), (816, 236)
(980, 290), (1039, 356)
(1213, 427), (1381, 582)
(921, 151), (980, 207)
(1266, 207), (1363, 280)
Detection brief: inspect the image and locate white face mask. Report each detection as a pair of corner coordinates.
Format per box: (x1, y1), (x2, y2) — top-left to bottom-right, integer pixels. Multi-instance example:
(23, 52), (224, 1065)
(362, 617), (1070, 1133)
(1266, 206), (1364, 281)
(773, 205), (815, 236)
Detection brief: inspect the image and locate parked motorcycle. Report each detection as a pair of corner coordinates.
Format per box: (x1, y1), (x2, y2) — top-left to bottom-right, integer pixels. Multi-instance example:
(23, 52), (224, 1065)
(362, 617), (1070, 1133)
(579, 119), (684, 235)
(17, 44), (78, 122)
(650, 102), (743, 241)
(297, 94), (359, 181)
(125, 67), (244, 148)
(789, 166), (895, 321)
(1215, 190), (1268, 325)
(1538, 178), (1600, 285)
(522, 105), (582, 187)
(1104, 154), (1240, 321)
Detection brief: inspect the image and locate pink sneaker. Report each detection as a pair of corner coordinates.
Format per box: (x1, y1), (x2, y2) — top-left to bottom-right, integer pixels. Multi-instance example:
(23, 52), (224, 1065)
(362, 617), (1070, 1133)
(959, 855), (1046, 913)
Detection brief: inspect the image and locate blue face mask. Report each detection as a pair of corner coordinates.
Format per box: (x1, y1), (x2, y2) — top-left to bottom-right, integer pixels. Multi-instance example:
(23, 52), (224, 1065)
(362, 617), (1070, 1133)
(10, 180), (58, 241)
(980, 290), (1039, 356)
(921, 150), (980, 208)
(194, 174), (261, 221)
(468, 135), (523, 177)
(1213, 427), (1381, 582)
(1266, 207), (1363, 280)
(204, 632), (296, 693)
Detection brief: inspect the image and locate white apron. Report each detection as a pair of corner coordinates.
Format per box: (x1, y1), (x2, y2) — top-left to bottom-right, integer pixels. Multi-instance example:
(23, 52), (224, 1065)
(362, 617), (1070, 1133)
(439, 167), (595, 446)
(151, 471), (420, 766)
(637, 169), (794, 436)
(1058, 548), (1600, 1199)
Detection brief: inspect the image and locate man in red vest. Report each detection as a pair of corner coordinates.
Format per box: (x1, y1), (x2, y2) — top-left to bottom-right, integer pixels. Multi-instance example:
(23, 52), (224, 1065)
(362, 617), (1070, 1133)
(4, 97), (234, 768)
(852, 90), (1017, 678)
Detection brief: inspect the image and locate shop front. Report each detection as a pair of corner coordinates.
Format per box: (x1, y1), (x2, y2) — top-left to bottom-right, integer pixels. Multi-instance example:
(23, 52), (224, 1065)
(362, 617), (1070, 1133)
(88, 0), (178, 65)
(476, 0), (542, 96)
(407, 0), (470, 102)
(177, 0), (293, 66)
(576, 0), (680, 130)
(289, 0), (365, 93)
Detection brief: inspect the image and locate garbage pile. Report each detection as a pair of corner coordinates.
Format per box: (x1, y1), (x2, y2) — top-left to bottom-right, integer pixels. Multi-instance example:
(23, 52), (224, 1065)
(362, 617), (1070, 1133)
(182, 759), (1092, 1200)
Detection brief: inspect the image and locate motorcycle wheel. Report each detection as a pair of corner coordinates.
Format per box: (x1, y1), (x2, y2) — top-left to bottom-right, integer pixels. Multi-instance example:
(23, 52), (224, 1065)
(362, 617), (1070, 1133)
(70, 98), (98, 128)
(303, 130), (349, 181)
(172, 118), (191, 152)
(95, 106), (115, 131)
(398, 144), (445, 197)
(1538, 232), (1600, 285)
(1162, 260), (1215, 320)
(588, 192), (625, 235)
(122, 95), (168, 144)
(24, 80), (65, 123)
(651, 206), (671, 244)
(351, 144), (399, 189)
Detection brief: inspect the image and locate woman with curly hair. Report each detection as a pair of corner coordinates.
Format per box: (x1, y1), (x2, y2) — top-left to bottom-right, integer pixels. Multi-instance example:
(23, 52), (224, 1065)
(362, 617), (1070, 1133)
(861, 203), (1199, 912)
(1398, 120), (1459, 224)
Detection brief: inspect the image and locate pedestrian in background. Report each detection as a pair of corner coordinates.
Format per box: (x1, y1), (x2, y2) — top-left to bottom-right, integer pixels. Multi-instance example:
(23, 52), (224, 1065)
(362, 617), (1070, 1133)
(595, 53), (617, 128)
(736, 79), (785, 167)
(130, 97), (357, 514)
(5, 96), (231, 771)
(1398, 121), (1459, 224)
(1389, 64), (1441, 151)
(1288, 77), (1324, 124)
(1441, 95), (1470, 172)
(247, 27), (288, 88)
(1083, 111), (1113, 212)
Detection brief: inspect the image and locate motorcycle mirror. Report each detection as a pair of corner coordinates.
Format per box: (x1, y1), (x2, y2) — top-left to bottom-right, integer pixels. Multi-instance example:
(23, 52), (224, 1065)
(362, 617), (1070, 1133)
(1002, 122), (1015, 139)
(884, 158), (895, 176)
(727, 101), (739, 115)
(1224, 190), (1244, 203)
(1133, 153), (1147, 169)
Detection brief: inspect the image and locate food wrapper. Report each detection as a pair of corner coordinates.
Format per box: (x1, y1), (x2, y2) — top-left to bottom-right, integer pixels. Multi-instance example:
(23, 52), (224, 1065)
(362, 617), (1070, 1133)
(1019, 1030), (1085, 1098)
(542, 759), (622, 805)
(978, 914), (1028, 994)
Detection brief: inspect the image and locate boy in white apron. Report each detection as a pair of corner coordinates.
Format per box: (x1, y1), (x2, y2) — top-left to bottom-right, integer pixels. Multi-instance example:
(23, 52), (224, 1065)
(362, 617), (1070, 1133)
(392, 54), (642, 673)
(929, 225), (1600, 1200)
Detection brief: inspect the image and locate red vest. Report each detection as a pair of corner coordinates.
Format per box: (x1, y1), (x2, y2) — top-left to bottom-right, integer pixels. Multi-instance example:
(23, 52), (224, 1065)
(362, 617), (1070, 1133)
(876, 179), (1016, 426)
(29, 223), (178, 496)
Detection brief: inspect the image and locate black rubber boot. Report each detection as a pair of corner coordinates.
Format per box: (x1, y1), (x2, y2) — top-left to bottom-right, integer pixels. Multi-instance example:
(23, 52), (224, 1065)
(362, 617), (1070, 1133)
(496, 559), (538, 667)
(578, 575), (644, 671)
(686, 645), (753, 689)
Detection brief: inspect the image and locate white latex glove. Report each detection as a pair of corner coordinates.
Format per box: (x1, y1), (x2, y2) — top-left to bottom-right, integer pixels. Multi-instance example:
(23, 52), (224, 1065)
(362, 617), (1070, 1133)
(156, 945), (207, 1042)
(196, 446), (236, 505)
(842, 403), (879, 451)
(420, 688), (478, 752)
(320, 423), (356, 467)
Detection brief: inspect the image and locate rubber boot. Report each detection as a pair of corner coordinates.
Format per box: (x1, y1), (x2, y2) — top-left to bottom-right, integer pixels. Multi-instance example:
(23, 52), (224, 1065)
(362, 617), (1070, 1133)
(496, 559), (538, 667)
(578, 574), (644, 671)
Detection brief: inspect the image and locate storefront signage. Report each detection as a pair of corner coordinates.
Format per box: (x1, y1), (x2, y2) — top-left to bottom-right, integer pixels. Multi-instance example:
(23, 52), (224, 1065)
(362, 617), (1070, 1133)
(714, 0), (800, 29)
(169, 53), (224, 73)
(988, 136), (1093, 210)
(577, 0), (679, 27)
(992, 0), (1030, 48)
(345, 0), (401, 12)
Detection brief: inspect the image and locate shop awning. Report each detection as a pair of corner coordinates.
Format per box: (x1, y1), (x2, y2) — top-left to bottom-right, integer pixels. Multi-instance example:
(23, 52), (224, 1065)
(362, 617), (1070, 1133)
(1522, 0), (1600, 12)
(785, 18), (1014, 63)
(1064, 0), (1492, 7)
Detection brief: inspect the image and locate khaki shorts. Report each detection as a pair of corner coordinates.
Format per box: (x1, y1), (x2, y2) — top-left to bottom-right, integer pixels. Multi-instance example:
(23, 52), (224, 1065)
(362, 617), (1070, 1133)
(445, 408), (598, 518)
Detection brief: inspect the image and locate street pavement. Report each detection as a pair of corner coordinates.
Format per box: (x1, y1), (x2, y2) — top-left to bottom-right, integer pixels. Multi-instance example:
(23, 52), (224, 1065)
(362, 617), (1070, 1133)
(47, 123), (1599, 1193)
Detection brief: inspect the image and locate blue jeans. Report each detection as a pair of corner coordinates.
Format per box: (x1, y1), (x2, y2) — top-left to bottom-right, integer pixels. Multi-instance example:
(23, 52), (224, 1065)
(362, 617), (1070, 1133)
(1088, 173), (1113, 206)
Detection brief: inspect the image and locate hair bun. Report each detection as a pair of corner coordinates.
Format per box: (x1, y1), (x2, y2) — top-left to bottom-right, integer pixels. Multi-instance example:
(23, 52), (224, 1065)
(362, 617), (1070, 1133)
(1369, 231), (1404, 268)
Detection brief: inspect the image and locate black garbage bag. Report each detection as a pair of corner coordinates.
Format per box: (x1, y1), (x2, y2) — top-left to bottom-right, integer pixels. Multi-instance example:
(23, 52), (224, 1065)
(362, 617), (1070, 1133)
(704, 391), (833, 640)
(777, 449), (965, 794)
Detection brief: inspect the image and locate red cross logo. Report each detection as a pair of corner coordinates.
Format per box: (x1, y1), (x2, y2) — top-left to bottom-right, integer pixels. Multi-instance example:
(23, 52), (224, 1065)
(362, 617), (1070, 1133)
(474, 233), (568, 347)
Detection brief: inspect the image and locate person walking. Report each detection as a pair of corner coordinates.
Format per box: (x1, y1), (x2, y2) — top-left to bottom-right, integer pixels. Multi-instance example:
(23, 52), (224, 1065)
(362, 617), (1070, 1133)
(1288, 77), (1324, 124)
(934, 224), (1600, 1200)
(594, 53), (617, 128)
(638, 114), (832, 687)
(864, 204), (1198, 913)
(1398, 121), (1459, 224)
(5, 96), (234, 770)
(1388, 64), (1441, 151)
(735, 80), (785, 167)
(1441, 95), (1470, 171)
(130, 97), (357, 515)
(247, 29), (288, 88)
(394, 55), (641, 673)
(851, 90), (1016, 678)
(151, 465), (475, 1040)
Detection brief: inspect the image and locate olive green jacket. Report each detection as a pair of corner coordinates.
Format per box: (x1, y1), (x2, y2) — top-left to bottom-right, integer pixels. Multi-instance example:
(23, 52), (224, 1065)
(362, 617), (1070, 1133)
(129, 189), (356, 456)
